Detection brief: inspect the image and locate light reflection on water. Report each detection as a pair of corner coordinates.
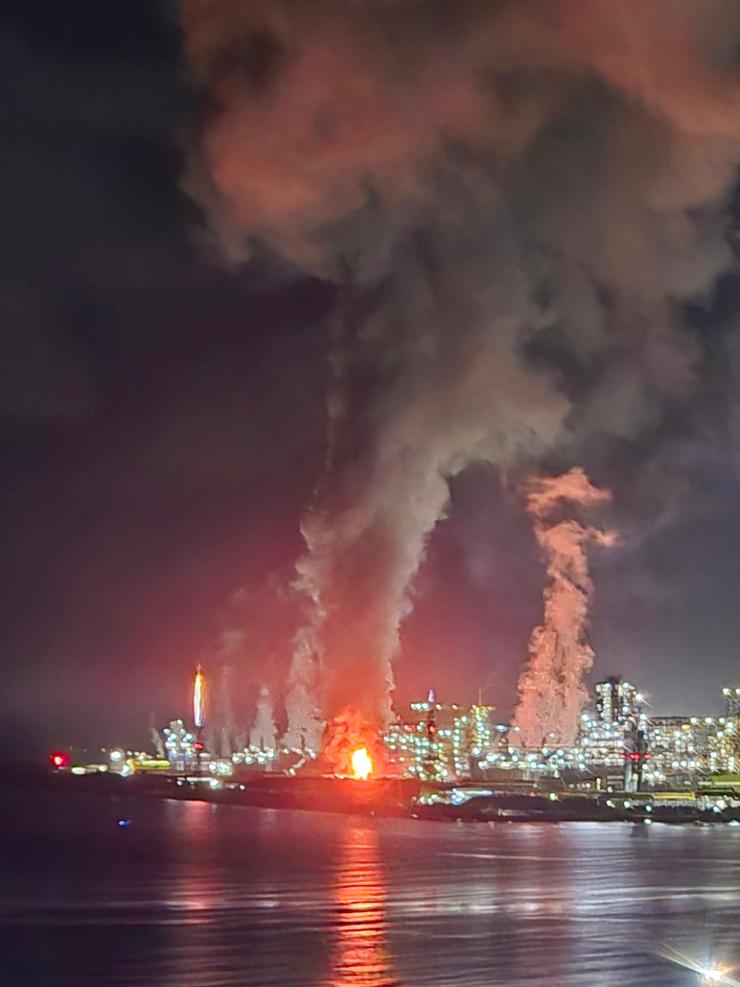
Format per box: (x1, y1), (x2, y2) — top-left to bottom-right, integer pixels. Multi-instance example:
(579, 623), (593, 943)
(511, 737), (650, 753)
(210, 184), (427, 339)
(328, 825), (397, 987)
(2, 790), (740, 986)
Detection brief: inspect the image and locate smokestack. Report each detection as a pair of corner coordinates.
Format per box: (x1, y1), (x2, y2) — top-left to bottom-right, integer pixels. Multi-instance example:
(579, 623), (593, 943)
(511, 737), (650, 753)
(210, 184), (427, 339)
(511, 468), (618, 746)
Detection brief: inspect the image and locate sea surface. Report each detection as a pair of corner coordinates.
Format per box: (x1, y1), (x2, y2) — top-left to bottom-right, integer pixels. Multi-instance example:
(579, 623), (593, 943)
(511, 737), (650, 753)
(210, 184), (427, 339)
(2, 788), (740, 986)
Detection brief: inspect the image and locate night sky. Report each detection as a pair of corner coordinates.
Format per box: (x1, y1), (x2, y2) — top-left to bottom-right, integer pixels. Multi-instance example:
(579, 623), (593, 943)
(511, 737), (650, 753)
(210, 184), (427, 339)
(2, 1), (740, 757)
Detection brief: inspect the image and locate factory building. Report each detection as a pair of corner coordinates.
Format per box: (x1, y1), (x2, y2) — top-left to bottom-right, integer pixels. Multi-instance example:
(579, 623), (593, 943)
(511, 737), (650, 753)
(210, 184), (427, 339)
(383, 691), (501, 782)
(381, 679), (740, 791)
(595, 676), (643, 724)
(646, 713), (740, 785)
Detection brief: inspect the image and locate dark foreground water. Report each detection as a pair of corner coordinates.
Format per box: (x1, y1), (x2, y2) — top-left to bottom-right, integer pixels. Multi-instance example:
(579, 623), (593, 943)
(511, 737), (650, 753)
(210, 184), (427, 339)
(2, 790), (740, 986)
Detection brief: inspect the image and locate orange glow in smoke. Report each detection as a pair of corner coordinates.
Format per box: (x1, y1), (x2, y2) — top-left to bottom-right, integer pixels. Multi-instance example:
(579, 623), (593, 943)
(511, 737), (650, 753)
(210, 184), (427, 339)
(351, 747), (373, 781)
(323, 709), (384, 778)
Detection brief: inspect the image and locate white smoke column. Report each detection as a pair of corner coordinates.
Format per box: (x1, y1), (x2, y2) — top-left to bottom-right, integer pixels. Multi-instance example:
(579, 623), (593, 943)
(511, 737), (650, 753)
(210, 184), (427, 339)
(250, 685), (277, 753)
(511, 468), (618, 746)
(282, 626), (323, 751)
(218, 662), (236, 757)
(149, 724), (165, 759)
(208, 630), (244, 755)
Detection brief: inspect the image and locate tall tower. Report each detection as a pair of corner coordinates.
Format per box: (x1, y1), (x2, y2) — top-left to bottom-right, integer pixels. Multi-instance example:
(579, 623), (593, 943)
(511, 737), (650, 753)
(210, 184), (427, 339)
(722, 686), (740, 717)
(423, 689), (441, 780)
(595, 676), (640, 724)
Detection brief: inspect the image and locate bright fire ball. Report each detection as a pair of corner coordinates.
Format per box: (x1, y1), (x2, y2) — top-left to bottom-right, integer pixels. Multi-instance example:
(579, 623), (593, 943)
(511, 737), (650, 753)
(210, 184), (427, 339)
(351, 747), (373, 781)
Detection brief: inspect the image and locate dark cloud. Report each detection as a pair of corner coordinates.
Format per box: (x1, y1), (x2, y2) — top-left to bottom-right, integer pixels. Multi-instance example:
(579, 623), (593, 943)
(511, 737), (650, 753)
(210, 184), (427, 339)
(3, 1), (740, 759)
(184, 0), (740, 739)
(0, 1), (331, 756)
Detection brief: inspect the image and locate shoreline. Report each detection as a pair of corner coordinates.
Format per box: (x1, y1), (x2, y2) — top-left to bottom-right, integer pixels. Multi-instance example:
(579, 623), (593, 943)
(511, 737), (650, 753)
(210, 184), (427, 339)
(8, 766), (740, 826)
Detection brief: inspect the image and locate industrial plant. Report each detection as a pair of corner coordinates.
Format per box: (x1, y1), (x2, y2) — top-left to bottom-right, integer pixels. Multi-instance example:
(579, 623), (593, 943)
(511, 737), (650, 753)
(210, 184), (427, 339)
(47, 665), (740, 824)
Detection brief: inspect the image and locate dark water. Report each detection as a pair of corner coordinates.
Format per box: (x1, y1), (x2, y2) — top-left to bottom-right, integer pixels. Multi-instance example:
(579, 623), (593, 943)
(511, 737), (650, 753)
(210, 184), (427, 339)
(2, 790), (740, 986)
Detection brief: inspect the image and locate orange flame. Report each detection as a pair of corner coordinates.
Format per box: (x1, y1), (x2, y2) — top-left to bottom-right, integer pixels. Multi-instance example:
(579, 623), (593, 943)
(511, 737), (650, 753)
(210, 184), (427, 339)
(193, 664), (205, 728)
(323, 709), (383, 778)
(351, 747), (373, 780)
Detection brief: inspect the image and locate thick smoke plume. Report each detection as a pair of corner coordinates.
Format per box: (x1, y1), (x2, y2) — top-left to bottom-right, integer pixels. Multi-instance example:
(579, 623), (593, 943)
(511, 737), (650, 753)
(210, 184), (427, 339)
(511, 468), (617, 747)
(321, 708), (387, 777)
(182, 1), (740, 739)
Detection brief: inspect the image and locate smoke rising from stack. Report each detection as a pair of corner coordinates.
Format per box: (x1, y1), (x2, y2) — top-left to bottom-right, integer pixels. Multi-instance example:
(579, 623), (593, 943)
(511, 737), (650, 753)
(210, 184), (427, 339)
(511, 468), (618, 747)
(250, 685), (278, 753)
(182, 1), (740, 738)
(283, 626), (323, 751)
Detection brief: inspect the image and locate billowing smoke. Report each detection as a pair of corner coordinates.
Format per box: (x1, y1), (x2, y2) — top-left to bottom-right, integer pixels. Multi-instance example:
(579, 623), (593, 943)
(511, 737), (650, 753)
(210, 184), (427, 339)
(321, 708), (387, 777)
(511, 469), (617, 746)
(181, 1), (740, 739)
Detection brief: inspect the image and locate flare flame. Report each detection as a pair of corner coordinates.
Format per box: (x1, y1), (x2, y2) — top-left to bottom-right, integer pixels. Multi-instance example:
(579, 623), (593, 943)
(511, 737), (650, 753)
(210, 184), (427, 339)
(193, 664), (205, 729)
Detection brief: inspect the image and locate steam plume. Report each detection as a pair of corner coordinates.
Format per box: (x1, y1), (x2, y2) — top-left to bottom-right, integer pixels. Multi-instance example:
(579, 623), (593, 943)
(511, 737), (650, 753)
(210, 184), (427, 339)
(250, 685), (277, 753)
(511, 469), (617, 746)
(282, 627), (323, 752)
(182, 1), (740, 738)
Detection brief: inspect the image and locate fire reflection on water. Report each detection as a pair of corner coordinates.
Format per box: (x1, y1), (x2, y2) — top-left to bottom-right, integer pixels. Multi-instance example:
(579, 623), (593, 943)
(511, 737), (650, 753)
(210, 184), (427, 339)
(327, 825), (399, 987)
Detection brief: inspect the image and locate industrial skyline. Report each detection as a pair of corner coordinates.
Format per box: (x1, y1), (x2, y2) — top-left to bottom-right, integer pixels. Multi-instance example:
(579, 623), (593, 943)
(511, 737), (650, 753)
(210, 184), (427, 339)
(64, 664), (740, 796)
(3, 1), (740, 769)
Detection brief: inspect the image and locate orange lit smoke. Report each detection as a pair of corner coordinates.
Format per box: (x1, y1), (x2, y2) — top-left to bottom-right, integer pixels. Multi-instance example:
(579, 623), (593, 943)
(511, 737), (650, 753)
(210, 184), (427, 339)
(183, 1), (740, 756)
(323, 709), (383, 779)
(512, 468), (618, 746)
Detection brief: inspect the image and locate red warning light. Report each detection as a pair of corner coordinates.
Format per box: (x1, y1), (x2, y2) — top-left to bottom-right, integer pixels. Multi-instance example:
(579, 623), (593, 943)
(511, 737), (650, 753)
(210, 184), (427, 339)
(49, 751), (69, 769)
(193, 741), (205, 752)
